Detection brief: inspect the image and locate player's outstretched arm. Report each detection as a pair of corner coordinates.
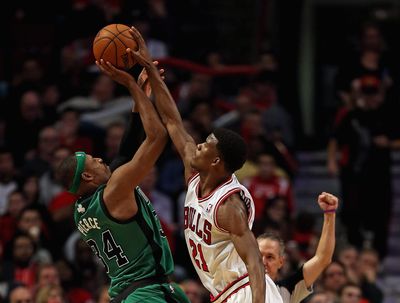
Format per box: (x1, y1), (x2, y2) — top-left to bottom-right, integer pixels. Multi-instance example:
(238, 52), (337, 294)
(217, 195), (266, 303)
(302, 192), (338, 288)
(96, 60), (168, 220)
(108, 61), (164, 171)
(128, 26), (197, 183)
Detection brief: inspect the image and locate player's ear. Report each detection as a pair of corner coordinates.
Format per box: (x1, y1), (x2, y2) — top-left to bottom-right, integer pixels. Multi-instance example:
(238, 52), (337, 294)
(211, 157), (221, 168)
(82, 172), (93, 181)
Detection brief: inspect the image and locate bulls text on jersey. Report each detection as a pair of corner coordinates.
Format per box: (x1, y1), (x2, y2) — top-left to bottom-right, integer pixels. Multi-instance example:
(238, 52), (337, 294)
(184, 206), (212, 245)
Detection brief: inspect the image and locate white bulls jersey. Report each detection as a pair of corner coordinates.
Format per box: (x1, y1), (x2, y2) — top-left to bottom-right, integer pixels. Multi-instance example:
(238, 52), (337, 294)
(184, 173), (258, 302)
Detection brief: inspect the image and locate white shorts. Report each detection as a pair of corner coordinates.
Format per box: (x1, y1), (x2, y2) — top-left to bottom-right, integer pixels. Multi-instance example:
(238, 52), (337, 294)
(225, 275), (283, 303)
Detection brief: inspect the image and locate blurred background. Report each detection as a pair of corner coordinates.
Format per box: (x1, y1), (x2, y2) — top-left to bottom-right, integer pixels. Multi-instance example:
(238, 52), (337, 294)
(1, 0), (400, 302)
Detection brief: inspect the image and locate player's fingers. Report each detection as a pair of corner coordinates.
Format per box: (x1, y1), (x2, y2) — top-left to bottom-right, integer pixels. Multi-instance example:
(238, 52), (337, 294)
(97, 60), (107, 72)
(106, 61), (120, 73)
(127, 48), (138, 57)
(128, 27), (139, 39)
(153, 61), (159, 66)
(129, 27), (145, 44)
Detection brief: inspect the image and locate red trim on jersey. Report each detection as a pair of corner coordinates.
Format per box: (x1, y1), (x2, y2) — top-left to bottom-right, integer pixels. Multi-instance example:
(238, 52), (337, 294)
(213, 188), (241, 233)
(210, 274), (249, 302)
(187, 172), (200, 187)
(196, 175), (234, 203)
(221, 282), (250, 303)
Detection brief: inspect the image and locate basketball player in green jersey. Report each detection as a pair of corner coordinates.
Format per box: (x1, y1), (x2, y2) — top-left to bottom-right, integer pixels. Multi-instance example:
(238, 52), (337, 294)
(56, 61), (190, 303)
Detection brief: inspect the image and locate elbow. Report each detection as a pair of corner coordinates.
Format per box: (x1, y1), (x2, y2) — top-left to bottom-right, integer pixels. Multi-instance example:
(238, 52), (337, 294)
(319, 255), (333, 268)
(324, 256), (333, 267)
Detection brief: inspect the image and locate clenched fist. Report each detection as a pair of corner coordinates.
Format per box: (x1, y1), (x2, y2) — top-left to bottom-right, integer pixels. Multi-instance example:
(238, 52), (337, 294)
(318, 192), (339, 213)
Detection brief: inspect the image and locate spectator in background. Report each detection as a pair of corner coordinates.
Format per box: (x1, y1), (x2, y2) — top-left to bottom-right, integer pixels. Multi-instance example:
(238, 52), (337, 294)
(239, 109), (298, 180)
(55, 108), (94, 154)
(157, 143), (186, 199)
(139, 167), (174, 228)
(10, 58), (46, 96)
(257, 192), (338, 303)
(40, 82), (62, 126)
(2, 233), (39, 290)
(334, 22), (393, 113)
(349, 249), (383, 303)
(39, 146), (72, 207)
(35, 284), (65, 303)
(99, 122), (125, 165)
(0, 191), (28, 251)
(292, 211), (318, 261)
(327, 71), (400, 259)
(187, 101), (214, 140)
(305, 291), (333, 303)
(337, 283), (363, 303)
(8, 284), (33, 303)
(22, 126), (60, 178)
(212, 93), (254, 134)
(252, 196), (291, 240)
(54, 257), (95, 303)
(177, 73), (213, 118)
(336, 245), (359, 284)
(139, 166), (176, 252)
(0, 149), (19, 215)
(5, 90), (48, 166)
(243, 153), (294, 220)
(33, 263), (61, 300)
(58, 73), (132, 131)
(179, 279), (209, 303)
(19, 175), (41, 207)
(36, 263), (60, 288)
(318, 261), (348, 303)
(15, 207), (52, 264)
(70, 239), (103, 296)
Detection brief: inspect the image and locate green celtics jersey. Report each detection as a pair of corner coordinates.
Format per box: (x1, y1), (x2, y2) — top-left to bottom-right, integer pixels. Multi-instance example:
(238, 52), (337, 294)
(74, 184), (174, 298)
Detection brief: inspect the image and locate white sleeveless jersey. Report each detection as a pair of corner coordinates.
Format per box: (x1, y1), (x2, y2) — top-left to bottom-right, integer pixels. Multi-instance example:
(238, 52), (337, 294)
(184, 173), (256, 302)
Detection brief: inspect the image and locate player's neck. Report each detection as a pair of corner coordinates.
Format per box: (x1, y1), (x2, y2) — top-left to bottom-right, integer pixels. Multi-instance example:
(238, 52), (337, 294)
(198, 172), (231, 198)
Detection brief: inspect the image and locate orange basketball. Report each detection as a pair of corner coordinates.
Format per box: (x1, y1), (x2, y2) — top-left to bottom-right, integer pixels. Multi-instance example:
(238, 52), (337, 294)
(93, 24), (138, 70)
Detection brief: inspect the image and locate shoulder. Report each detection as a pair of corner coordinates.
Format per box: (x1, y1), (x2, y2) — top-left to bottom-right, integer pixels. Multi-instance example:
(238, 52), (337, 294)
(215, 193), (249, 233)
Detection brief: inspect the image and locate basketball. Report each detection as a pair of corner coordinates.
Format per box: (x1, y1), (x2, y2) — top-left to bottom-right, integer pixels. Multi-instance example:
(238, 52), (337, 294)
(93, 24), (138, 70)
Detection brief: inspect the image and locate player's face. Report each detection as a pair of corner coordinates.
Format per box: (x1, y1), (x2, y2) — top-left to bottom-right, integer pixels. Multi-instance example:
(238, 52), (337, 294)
(257, 238), (284, 281)
(190, 133), (219, 171)
(84, 154), (111, 185)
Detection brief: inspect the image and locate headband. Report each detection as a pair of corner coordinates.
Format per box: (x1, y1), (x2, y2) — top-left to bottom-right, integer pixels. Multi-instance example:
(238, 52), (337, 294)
(69, 151), (86, 194)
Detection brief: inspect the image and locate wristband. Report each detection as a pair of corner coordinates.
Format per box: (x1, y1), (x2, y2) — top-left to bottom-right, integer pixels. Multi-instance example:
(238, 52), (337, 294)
(324, 209), (336, 214)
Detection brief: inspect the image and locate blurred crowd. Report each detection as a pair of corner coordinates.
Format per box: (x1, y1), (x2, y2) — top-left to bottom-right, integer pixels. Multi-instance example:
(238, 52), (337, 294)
(1, 0), (399, 303)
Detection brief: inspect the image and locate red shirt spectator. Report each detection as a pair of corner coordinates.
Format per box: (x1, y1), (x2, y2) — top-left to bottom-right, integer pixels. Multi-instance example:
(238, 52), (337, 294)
(243, 153), (293, 220)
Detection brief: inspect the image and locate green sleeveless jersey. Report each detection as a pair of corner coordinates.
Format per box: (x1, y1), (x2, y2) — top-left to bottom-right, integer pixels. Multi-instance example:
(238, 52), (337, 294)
(74, 184), (174, 298)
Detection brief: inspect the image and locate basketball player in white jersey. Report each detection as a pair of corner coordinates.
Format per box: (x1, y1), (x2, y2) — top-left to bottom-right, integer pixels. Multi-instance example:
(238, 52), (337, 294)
(127, 26), (282, 303)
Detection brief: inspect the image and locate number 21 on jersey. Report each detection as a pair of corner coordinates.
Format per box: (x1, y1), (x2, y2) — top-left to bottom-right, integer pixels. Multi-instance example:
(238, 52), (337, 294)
(189, 239), (209, 272)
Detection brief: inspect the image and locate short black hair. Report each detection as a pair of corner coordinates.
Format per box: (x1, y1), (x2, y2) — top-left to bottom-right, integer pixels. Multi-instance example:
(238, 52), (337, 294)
(213, 128), (247, 174)
(56, 154), (78, 190)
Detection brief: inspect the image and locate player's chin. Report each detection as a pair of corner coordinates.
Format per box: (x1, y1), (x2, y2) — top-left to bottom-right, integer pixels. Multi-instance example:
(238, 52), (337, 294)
(190, 159), (199, 171)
